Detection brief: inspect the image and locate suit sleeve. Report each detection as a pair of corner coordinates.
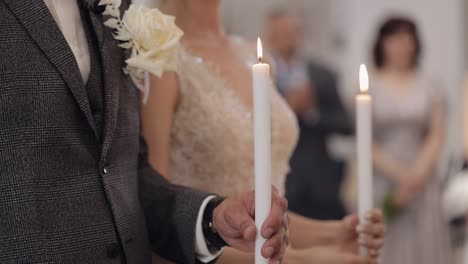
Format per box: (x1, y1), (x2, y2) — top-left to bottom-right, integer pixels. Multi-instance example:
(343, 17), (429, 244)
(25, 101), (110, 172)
(138, 136), (211, 264)
(306, 65), (352, 135)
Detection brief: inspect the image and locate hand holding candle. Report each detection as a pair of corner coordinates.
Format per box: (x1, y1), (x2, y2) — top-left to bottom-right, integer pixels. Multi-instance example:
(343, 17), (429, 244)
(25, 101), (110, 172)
(356, 64), (373, 256)
(252, 37), (272, 264)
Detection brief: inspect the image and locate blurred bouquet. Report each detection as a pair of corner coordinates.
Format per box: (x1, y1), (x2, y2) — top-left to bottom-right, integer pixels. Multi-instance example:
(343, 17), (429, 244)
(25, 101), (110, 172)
(443, 170), (468, 220)
(381, 192), (401, 222)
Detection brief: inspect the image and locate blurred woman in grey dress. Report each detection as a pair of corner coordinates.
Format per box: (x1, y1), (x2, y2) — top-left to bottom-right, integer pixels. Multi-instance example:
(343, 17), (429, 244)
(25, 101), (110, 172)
(370, 17), (452, 264)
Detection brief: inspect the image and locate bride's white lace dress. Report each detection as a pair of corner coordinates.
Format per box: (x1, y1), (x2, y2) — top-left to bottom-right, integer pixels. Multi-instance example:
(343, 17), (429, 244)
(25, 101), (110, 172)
(169, 37), (299, 197)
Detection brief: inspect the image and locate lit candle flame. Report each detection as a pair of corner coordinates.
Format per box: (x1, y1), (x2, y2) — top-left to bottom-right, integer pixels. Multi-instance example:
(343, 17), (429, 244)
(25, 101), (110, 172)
(359, 64), (369, 93)
(257, 37), (263, 63)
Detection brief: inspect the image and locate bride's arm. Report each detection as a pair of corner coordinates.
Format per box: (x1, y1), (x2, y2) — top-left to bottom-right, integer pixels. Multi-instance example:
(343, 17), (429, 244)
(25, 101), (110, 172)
(216, 246), (337, 264)
(217, 243), (376, 264)
(141, 72), (180, 178)
(289, 212), (340, 249)
(141, 73), (183, 263)
(216, 245), (332, 264)
(289, 210), (385, 254)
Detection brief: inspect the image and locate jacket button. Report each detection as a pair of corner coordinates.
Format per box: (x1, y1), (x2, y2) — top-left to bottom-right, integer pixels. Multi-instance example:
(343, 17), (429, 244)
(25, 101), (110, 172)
(107, 243), (121, 259)
(103, 167), (108, 174)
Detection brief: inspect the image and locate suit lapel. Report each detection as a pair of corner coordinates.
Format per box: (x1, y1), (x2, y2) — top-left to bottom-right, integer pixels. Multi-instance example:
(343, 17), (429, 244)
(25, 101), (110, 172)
(88, 11), (121, 162)
(88, 8), (106, 50)
(4, 0), (98, 139)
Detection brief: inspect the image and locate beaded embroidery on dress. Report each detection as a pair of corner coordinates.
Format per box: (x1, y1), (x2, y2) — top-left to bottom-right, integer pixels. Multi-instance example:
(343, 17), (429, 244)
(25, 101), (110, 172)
(169, 37), (299, 197)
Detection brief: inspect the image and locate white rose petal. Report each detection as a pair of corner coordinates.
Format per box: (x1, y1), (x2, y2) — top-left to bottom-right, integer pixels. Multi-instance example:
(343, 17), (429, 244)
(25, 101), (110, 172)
(103, 6), (120, 17)
(98, 0), (115, 6)
(101, 1), (183, 102)
(119, 42), (133, 49)
(104, 18), (119, 28)
(113, 6), (121, 17)
(113, 31), (131, 41)
(114, 0), (122, 8)
(126, 55), (164, 78)
(119, 4), (183, 78)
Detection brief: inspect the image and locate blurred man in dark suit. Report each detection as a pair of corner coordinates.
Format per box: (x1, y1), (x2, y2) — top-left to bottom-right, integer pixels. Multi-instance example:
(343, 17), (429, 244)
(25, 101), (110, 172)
(267, 10), (352, 220)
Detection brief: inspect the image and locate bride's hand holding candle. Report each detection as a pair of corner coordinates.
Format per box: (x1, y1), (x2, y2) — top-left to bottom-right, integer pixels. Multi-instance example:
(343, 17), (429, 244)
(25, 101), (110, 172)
(335, 209), (385, 258)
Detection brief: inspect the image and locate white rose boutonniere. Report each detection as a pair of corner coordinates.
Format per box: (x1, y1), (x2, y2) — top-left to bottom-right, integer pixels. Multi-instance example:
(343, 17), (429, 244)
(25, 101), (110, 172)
(99, 0), (183, 103)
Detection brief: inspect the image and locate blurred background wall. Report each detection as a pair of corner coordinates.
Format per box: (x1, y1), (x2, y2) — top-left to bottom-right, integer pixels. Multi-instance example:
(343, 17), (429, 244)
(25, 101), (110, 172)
(222, 1), (467, 262)
(341, 0), (466, 173)
(222, 0), (339, 66)
(222, 0), (465, 87)
(222, 0), (466, 167)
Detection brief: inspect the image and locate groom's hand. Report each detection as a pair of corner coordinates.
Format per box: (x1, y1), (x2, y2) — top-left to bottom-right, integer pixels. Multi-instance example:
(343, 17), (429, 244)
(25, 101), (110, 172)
(213, 187), (289, 263)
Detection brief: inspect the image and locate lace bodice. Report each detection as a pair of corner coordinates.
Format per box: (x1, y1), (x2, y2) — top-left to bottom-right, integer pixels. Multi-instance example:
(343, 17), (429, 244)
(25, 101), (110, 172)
(169, 37), (299, 197)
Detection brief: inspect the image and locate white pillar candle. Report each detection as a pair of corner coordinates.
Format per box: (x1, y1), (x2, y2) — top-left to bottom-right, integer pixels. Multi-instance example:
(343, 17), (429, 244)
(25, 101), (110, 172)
(252, 38), (271, 264)
(357, 64), (373, 256)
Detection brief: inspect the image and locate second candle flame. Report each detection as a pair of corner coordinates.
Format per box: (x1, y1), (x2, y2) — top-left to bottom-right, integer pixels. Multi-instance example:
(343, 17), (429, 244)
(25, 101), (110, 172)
(359, 64), (369, 93)
(257, 37), (263, 63)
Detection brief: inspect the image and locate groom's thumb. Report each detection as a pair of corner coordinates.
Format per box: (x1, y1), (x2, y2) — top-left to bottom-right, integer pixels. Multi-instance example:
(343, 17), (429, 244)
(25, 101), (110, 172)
(239, 191), (256, 241)
(242, 221), (257, 242)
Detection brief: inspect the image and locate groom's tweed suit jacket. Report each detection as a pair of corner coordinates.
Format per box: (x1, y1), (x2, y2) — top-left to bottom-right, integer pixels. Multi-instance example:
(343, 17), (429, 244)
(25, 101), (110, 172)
(0, 1), (210, 263)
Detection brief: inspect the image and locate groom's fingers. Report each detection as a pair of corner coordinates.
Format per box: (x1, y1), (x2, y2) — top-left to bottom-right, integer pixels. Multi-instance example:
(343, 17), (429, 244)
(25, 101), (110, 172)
(242, 224), (257, 241)
(268, 235), (288, 264)
(223, 195), (257, 241)
(260, 187), (289, 261)
(230, 205), (256, 241)
(261, 187), (288, 239)
(261, 220), (288, 259)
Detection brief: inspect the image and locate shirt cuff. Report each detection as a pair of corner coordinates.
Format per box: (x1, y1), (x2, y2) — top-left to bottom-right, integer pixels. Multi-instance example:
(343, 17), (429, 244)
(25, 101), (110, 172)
(195, 195), (224, 263)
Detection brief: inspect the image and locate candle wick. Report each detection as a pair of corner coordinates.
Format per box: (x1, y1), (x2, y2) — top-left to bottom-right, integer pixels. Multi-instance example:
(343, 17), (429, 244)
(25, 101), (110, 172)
(258, 57), (263, 64)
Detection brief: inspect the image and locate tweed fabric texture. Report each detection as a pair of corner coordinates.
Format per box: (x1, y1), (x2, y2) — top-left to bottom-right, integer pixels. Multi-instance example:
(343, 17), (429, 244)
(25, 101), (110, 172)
(0, 1), (209, 263)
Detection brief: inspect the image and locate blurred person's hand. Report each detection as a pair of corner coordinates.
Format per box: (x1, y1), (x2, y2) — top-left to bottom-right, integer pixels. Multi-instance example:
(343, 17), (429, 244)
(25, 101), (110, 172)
(284, 85), (317, 115)
(336, 209), (385, 259)
(392, 183), (414, 208)
(393, 171), (427, 208)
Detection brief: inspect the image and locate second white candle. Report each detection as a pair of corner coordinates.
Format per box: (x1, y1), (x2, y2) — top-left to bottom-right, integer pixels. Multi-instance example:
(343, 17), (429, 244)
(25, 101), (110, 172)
(357, 64), (373, 256)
